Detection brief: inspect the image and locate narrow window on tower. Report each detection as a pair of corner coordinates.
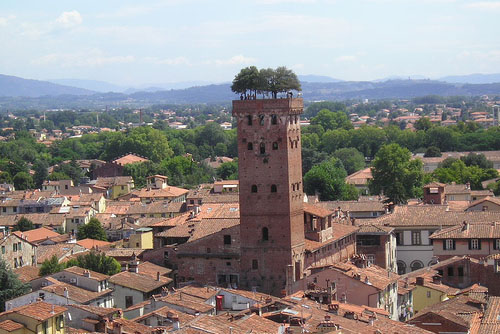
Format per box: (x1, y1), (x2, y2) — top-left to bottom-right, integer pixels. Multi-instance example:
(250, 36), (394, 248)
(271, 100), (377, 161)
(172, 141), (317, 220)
(252, 259), (259, 270)
(247, 142), (253, 150)
(251, 185), (258, 193)
(295, 140), (298, 148)
(296, 183), (300, 191)
(271, 184), (277, 193)
(271, 115), (277, 125)
(272, 142), (278, 150)
(262, 227), (269, 241)
(292, 184), (295, 191)
(260, 143), (266, 154)
(259, 115), (265, 125)
(247, 115), (252, 126)
(224, 235), (231, 245)
(295, 115), (298, 124)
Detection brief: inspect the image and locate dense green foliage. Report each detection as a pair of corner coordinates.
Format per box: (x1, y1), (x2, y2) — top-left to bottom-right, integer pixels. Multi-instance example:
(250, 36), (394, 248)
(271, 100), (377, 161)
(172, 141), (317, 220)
(65, 251), (121, 276)
(13, 217), (34, 232)
(432, 159), (498, 189)
(231, 66), (301, 98)
(216, 160), (238, 180)
(0, 258), (30, 311)
(332, 148), (365, 175)
(77, 218), (108, 241)
(303, 158), (358, 201)
(370, 143), (424, 204)
(39, 255), (65, 276)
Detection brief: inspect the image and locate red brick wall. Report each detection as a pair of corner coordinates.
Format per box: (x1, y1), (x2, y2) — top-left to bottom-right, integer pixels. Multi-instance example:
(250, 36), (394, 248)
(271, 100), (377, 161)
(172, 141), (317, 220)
(357, 234), (390, 269)
(407, 312), (469, 333)
(233, 99), (305, 296)
(304, 235), (357, 271)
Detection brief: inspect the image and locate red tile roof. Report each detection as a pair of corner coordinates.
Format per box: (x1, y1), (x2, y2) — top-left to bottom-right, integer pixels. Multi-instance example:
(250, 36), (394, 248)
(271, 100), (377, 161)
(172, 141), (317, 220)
(12, 227), (59, 243)
(0, 301), (66, 321)
(76, 238), (111, 250)
(113, 154), (149, 166)
(0, 320), (24, 332)
(430, 221), (500, 239)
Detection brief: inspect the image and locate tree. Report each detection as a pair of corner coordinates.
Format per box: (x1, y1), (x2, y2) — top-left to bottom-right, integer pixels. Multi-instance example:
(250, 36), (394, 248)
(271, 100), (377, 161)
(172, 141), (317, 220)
(424, 146), (442, 157)
(310, 109), (352, 131)
(13, 172), (34, 190)
(0, 258), (30, 311)
(65, 251), (121, 276)
(77, 218), (107, 241)
(303, 158), (356, 201)
(333, 148), (365, 175)
(13, 217), (34, 232)
(369, 143), (424, 204)
(39, 255), (65, 276)
(414, 117), (433, 131)
(216, 160), (238, 180)
(33, 160), (49, 189)
(460, 153), (493, 169)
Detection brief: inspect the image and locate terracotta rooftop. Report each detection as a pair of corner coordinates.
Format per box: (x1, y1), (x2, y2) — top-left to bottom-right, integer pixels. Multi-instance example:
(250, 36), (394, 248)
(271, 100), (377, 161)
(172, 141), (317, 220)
(345, 167), (372, 185)
(361, 205), (500, 227)
(67, 304), (121, 317)
(467, 196), (500, 210)
(95, 176), (133, 188)
(430, 221), (500, 239)
(132, 186), (188, 199)
(303, 203), (333, 218)
(12, 227), (59, 243)
(136, 261), (172, 279)
(103, 248), (146, 258)
(42, 281), (112, 304)
(188, 218), (239, 242)
(76, 238), (112, 250)
(132, 305), (195, 327)
(110, 317), (155, 334)
(328, 260), (400, 291)
(357, 224), (394, 234)
(13, 266), (40, 283)
(113, 154), (149, 166)
(150, 212), (192, 227)
(37, 243), (86, 264)
(0, 319), (24, 332)
(63, 266), (109, 281)
(109, 270), (172, 293)
(157, 291), (214, 313)
(320, 200), (386, 213)
(0, 301), (66, 321)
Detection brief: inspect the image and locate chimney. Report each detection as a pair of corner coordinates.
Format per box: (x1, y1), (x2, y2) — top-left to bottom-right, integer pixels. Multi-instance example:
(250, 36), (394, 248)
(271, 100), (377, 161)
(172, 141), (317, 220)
(432, 275), (441, 285)
(462, 221), (469, 231)
(156, 271), (160, 281)
(84, 270), (91, 278)
(416, 277), (424, 286)
(466, 182), (471, 190)
(64, 287), (69, 299)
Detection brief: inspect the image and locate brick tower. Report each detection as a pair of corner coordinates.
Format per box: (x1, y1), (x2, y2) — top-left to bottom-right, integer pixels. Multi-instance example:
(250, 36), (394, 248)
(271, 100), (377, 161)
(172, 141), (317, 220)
(232, 98), (305, 296)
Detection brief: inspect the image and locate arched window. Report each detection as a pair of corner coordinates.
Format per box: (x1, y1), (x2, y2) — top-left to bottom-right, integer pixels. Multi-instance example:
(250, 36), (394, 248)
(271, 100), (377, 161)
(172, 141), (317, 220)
(410, 260), (424, 272)
(271, 184), (277, 193)
(295, 140), (298, 148)
(271, 115), (277, 125)
(247, 142), (253, 150)
(397, 261), (406, 275)
(272, 142), (278, 150)
(259, 115), (265, 126)
(251, 185), (258, 193)
(262, 227), (269, 241)
(247, 115), (252, 126)
(296, 183), (300, 191)
(260, 143), (265, 154)
(294, 115), (298, 124)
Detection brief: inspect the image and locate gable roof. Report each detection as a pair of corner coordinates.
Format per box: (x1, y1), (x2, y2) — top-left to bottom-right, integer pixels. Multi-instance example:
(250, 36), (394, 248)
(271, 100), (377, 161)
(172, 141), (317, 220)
(109, 270), (172, 293)
(430, 221), (500, 239)
(12, 227), (59, 243)
(76, 238), (111, 250)
(0, 301), (66, 321)
(113, 154), (148, 166)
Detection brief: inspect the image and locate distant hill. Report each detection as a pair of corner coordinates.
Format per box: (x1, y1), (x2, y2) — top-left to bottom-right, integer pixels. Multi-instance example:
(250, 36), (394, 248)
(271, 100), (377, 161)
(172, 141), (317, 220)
(299, 74), (343, 83)
(0, 74), (95, 97)
(48, 79), (127, 93)
(439, 73), (500, 84)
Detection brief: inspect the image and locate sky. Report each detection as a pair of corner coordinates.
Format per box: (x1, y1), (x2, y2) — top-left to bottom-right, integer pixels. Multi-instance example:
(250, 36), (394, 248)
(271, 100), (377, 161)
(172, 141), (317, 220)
(1, 0), (499, 86)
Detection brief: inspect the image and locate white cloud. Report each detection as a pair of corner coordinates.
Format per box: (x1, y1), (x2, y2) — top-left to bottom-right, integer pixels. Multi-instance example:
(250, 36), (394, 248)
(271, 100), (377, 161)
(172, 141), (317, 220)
(32, 49), (134, 67)
(335, 55), (356, 62)
(56, 10), (83, 28)
(465, 1), (500, 9)
(0, 15), (16, 26)
(145, 56), (191, 65)
(210, 55), (256, 66)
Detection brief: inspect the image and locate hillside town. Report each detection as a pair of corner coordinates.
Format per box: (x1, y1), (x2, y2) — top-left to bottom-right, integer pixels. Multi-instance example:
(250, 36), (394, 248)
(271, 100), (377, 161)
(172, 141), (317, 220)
(0, 95), (500, 334)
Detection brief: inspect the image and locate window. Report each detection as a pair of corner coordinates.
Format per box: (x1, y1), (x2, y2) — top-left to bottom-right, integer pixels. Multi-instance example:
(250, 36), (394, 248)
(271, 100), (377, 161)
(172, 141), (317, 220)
(292, 184), (295, 191)
(367, 255), (375, 265)
(427, 291), (431, 298)
(247, 142), (253, 150)
(125, 296), (133, 309)
(226, 262), (231, 266)
(65, 185), (69, 190)
(42, 321), (48, 334)
(13, 243), (17, 252)
(271, 184), (277, 193)
(56, 315), (64, 330)
(260, 143), (265, 154)
(444, 239), (455, 250)
(251, 185), (257, 193)
(262, 227), (269, 241)
(357, 235), (380, 246)
(121, 185), (125, 190)
(259, 115), (265, 125)
(395, 232), (403, 246)
(272, 142), (278, 150)
(224, 235), (231, 245)
(207, 247), (211, 253)
(1, 246), (4, 254)
(410, 260), (423, 272)
(469, 239), (481, 250)
(2, 207), (5, 213)
(496, 239), (500, 250)
(18, 242), (21, 251)
(14, 258), (18, 268)
(13, 207), (16, 212)
(247, 115), (252, 126)
(448, 267), (454, 276)
(271, 115), (277, 125)
(412, 231), (421, 245)
(458, 267), (464, 277)
(252, 259), (258, 270)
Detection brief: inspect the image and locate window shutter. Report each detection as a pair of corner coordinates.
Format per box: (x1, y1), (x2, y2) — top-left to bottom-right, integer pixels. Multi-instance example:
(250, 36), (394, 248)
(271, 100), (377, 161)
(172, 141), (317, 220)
(495, 239), (498, 250)
(443, 240), (446, 250)
(478, 239), (482, 250)
(468, 239), (472, 250)
(453, 240), (456, 250)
